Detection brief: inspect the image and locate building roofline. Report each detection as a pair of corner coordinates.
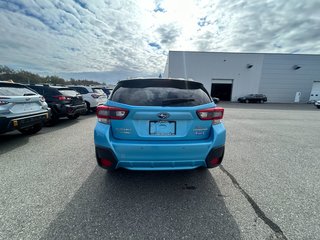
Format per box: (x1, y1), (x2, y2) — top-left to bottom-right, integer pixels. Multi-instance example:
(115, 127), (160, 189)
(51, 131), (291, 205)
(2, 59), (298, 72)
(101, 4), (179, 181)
(168, 50), (320, 57)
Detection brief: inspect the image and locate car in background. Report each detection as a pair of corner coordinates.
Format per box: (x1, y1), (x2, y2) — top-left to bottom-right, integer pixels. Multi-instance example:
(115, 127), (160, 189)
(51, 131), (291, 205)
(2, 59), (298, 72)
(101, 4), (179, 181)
(68, 86), (108, 113)
(28, 85), (86, 123)
(238, 94), (267, 103)
(0, 81), (49, 135)
(314, 100), (320, 109)
(91, 87), (108, 98)
(92, 86), (113, 97)
(212, 97), (220, 104)
(94, 78), (226, 171)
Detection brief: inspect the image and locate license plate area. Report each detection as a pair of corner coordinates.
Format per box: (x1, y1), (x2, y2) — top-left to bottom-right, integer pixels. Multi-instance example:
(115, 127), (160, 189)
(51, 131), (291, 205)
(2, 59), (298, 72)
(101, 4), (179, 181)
(149, 121), (176, 136)
(12, 115), (47, 129)
(23, 103), (37, 111)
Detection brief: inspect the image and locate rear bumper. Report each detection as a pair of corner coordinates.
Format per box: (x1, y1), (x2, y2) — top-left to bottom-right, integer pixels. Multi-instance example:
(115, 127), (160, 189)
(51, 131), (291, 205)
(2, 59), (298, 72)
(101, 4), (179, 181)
(0, 111), (49, 134)
(50, 103), (87, 117)
(66, 103), (87, 115)
(94, 123), (226, 170)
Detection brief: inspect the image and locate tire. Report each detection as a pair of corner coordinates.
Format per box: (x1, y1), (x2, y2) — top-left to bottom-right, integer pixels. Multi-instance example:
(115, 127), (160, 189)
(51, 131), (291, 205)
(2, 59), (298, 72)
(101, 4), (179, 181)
(85, 102), (91, 114)
(317, 106), (320, 109)
(260, 99), (264, 103)
(46, 112), (59, 126)
(67, 114), (80, 120)
(18, 124), (42, 135)
(245, 99), (249, 103)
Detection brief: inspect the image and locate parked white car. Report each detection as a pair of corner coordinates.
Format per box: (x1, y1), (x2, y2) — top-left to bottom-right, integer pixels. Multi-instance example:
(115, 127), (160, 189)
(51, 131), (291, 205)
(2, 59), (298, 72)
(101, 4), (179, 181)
(68, 86), (107, 113)
(314, 100), (320, 109)
(0, 81), (50, 134)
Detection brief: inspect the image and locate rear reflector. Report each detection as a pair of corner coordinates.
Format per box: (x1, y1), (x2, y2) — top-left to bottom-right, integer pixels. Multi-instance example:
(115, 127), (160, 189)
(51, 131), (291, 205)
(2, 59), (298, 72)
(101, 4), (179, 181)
(209, 157), (221, 165)
(96, 105), (129, 124)
(205, 146), (225, 168)
(197, 107), (224, 121)
(100, 158), (113, 167)
(39, 96), (46, 102)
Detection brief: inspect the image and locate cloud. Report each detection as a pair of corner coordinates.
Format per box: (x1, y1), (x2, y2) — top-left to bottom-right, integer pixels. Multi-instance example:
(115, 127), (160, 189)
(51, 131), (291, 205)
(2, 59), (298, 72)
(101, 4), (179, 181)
(157, 24), (181, 46)
(192, 0), (320, 53)
(0, 0), (319, 82)
(149, 42), (161, 49)
(154, 3), (166, 13)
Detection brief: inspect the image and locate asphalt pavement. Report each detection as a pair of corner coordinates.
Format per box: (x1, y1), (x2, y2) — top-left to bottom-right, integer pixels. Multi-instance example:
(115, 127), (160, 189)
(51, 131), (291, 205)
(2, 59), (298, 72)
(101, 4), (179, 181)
(0, 103), (319, 240)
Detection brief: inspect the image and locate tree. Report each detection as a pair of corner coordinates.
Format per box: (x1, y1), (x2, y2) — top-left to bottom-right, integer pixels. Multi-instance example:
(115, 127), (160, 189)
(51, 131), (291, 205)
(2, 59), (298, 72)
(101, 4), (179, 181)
(0, 66), (102, 86)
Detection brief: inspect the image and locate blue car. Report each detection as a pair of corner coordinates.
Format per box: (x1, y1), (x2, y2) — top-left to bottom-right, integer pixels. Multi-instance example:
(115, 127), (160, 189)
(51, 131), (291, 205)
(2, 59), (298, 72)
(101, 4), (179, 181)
(94, 78), (226, 171)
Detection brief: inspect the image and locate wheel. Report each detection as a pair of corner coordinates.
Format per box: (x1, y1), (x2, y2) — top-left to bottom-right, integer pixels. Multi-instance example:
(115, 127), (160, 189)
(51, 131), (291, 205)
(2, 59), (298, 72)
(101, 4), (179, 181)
(67, 114), (80, 120)
(18, 124), (42, 135)
(260, 99), (264, 103)
(317, 106), (320, 109)
(46, 112), (59, 126)
(245, 99), (249, 103)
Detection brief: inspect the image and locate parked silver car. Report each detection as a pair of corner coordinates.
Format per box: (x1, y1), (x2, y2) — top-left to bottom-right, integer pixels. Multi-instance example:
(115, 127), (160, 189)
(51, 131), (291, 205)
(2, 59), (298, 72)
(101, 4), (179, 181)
(0, 81), (50, 134)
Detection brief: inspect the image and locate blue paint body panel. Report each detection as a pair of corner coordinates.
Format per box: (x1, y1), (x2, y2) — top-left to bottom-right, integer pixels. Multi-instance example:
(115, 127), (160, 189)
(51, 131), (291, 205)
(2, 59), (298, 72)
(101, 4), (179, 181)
(94, 100), (226, 171)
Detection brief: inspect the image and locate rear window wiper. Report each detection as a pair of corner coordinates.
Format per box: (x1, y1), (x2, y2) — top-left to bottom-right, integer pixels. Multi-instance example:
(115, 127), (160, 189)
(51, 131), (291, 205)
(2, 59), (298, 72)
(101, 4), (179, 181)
(162, 98), (195, 105)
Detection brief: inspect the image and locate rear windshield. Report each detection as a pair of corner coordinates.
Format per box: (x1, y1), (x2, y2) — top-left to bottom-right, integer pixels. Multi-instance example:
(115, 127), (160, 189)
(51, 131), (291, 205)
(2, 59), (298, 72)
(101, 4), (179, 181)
(28, 85), (60, 96)
(0, 83), (37, 96)
(58, 89), (79, 97)
(111, 79), (212, 106)
(69, 86), (90, 94)
(93, 88), (105, 95)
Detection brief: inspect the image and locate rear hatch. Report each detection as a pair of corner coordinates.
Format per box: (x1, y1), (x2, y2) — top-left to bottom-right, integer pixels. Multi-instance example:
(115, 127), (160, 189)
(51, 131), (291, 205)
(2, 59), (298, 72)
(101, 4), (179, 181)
(57, 88), (84, 105)
(0, 83), (43, 115)
(93, 88), (108, 105)
(107, 79), (215, 141)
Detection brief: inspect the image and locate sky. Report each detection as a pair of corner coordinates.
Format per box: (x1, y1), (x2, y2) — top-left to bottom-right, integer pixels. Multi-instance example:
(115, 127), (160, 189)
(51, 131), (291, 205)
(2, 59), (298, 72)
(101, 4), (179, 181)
(0, 0), (320, 83)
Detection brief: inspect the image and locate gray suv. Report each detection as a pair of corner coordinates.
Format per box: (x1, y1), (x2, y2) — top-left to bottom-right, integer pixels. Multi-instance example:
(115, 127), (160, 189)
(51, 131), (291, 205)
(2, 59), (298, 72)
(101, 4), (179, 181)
(0, 81), (49, 135)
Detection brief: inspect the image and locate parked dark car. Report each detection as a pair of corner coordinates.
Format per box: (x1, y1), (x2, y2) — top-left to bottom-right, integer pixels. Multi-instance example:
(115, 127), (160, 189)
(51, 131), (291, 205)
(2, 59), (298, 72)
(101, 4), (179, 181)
(28, 85), (87, 123)
(238, 94), (267, 103)
(0, 81), (49, 135)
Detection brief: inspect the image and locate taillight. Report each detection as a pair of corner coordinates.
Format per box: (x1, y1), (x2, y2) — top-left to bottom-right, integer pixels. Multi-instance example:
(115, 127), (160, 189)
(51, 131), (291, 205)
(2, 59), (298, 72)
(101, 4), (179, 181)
(39, 95), (45, 102)
(197, 107), (224, 124)
(96, 105), (129, 124)
(53, 95), (71, 101)
(91, 93), (99, 99)
(0, 97), (10, 105)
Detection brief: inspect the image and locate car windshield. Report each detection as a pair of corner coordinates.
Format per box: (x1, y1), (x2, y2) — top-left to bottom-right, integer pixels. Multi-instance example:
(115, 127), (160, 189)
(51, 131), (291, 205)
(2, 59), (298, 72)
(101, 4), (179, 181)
(111, 79), (211, 106)
(93, 88), (105, 95)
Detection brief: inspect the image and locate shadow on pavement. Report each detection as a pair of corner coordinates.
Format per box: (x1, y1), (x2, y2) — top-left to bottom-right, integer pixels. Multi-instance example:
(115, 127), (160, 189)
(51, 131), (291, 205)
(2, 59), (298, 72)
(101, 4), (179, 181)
(0, 131), (30, 155)
(41, 167), (241, 240)
(44, 118), (81, 130)
(44, 114), (95, 131)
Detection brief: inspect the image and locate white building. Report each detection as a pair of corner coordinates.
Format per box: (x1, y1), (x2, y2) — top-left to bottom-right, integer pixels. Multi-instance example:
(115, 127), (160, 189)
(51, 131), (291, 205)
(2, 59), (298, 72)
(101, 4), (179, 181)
(164, 51), (320, 103)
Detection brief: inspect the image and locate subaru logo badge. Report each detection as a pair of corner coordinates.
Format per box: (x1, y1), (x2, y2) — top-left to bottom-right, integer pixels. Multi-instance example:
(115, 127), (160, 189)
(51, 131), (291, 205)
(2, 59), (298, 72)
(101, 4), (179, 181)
(158, 112), (170, 119)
